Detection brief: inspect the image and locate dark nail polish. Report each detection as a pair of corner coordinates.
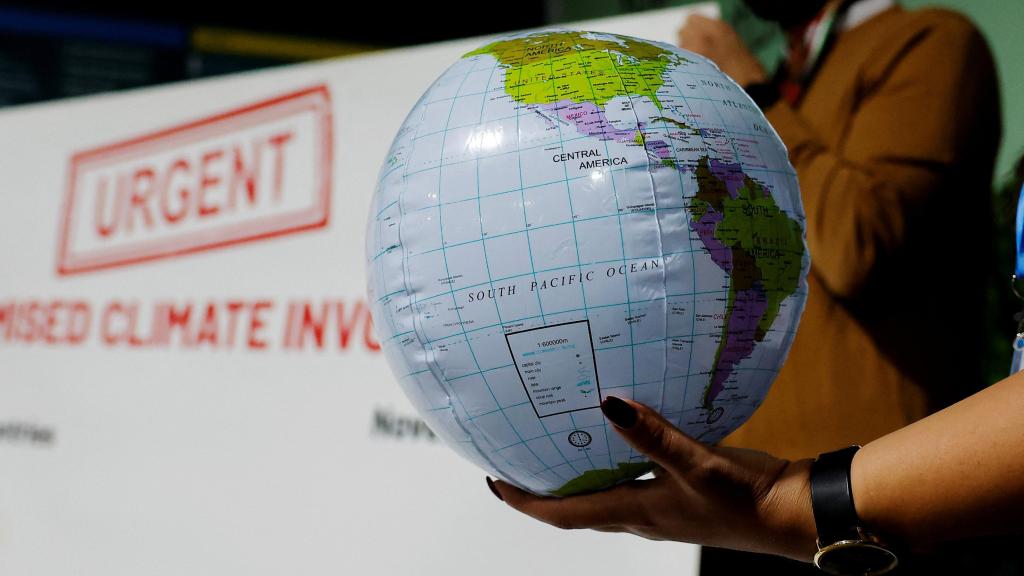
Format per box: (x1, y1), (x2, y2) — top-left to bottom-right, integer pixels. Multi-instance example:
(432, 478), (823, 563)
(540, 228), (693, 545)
(601, 396), (638, 428)
(486, 476), (504, 501)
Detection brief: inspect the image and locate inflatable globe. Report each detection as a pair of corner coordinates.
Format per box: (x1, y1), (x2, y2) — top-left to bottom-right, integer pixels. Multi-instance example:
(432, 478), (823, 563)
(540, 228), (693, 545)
(366, 30), (809, 496)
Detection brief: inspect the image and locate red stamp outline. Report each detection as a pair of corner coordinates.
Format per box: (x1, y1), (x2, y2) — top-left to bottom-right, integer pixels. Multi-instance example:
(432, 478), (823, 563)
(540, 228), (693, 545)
(56, 84), (333, 276)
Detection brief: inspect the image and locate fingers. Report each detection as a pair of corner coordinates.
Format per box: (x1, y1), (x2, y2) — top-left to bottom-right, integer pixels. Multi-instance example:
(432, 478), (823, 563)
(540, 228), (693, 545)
(601, 397), (711, 477)
(679, 14), (743, 58)
(686, 14), (717, 28)
(488, 477), (653, 531)
(678, 14), (717, 42)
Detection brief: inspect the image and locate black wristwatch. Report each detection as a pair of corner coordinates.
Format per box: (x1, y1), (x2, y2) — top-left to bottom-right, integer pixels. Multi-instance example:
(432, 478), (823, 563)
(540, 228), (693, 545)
(810, 446), (898, 575)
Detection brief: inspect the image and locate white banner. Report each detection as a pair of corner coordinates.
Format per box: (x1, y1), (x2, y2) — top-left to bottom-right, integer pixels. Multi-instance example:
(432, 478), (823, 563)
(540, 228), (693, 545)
(0, 5), (718, 575)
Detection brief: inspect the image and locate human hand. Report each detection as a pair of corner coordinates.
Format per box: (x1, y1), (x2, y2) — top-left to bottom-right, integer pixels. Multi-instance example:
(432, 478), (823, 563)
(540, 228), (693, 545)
(487, 397), (817, 561)
(678, 14), (768, 87)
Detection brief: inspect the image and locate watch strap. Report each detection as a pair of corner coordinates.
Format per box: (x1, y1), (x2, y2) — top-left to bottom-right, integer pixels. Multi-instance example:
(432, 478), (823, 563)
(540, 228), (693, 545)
(810, 445), (862, 546)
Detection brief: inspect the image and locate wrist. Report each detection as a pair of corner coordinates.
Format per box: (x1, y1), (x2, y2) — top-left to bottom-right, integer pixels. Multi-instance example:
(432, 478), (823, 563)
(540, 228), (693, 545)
(760, 458), (818, 561)
(732, 61), (768, 90)
(849, 445), (886, 542)
(811, 447), (898, 575)
(724, 56), (765, 89)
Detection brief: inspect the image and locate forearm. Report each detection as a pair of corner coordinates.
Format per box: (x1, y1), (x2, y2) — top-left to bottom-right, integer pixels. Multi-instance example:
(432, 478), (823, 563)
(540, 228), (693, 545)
(766, 101), (938, 299)
(850, 371), (1024, 548)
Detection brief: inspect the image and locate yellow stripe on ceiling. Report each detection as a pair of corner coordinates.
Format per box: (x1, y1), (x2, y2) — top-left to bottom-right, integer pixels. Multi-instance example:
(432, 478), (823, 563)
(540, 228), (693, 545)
(192, 26), (378, 60)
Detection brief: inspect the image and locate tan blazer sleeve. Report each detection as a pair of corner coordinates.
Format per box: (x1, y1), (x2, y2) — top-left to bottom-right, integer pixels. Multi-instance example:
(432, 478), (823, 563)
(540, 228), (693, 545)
(764, 17), (995, 299)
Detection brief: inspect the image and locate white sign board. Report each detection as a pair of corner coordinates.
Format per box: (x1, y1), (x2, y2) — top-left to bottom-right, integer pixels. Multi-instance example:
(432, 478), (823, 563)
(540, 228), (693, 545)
(0, 5), (717, 575)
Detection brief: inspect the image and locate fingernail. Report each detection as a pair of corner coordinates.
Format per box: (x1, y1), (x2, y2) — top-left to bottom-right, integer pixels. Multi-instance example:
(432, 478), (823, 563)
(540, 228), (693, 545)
(601, 396), (638, 428)
(486, 476), (504, 501)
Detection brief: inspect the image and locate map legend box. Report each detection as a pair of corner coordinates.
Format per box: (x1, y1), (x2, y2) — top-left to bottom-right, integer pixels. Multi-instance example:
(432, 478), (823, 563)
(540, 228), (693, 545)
(505, 320), (602, 418)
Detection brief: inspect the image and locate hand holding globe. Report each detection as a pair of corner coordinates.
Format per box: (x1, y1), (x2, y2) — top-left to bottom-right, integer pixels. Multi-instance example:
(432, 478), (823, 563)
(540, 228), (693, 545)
(488, 396), (817, 562)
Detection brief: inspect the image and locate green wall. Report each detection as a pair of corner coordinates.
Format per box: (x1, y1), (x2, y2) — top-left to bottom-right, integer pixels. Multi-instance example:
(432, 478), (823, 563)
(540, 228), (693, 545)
(902, 0), (1023, 183)
(552, 0), (1023, 183)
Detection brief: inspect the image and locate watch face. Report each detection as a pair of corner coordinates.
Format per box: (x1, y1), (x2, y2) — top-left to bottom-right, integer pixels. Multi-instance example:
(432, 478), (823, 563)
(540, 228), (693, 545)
(814, 541), (898, 575)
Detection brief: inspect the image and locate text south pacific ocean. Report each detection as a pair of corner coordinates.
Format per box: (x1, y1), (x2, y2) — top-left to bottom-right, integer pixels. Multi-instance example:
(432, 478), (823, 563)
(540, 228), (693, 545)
(466, 258), (663, 303)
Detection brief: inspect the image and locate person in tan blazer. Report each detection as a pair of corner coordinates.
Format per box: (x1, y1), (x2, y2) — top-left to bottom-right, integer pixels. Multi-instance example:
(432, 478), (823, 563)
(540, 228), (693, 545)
(678, 1), (1004, 573)
(679, 0), (1002, 462)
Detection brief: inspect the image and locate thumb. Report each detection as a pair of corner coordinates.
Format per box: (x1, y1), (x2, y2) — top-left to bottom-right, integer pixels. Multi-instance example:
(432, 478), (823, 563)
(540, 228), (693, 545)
(600, 396), (710, 476)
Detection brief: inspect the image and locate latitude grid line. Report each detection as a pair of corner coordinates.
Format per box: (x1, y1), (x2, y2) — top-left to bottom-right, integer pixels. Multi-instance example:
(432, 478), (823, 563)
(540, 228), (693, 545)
(469, 388), (766, 481)
(401, 131), (798, 179)
(411, 92), (738, 142)
(373, 203), (806, 263)
(454, 378), (762, 423)
(405, 360), (789, 393)
(431, 371), (770, 429)
(393, 301), (804, 349)
(377, 287), (809, 348)
(384, 254), (808, 308)
(487, 393), (762, 464)
(402, 290), (804, 352)
(414, 65), (782, 108)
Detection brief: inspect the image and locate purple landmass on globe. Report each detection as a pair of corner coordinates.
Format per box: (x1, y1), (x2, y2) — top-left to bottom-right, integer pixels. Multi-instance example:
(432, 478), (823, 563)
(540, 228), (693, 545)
(547, 99), (803, 413)
(548, 100), (636, 142)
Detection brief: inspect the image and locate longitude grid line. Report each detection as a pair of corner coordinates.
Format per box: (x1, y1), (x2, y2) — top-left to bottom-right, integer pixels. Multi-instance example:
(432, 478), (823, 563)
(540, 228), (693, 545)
(388, 66), (500, 469)
(377, 109), (427, 372)
(474, 50), (585, 481)
(375, 123), (424, 340)
(565, 42), (646, 467)
(433, 53), (568, 486)
(663, 58), (800, 433)
(506, 43), (593, 483)
(688, 65), (773, 428)
(648, 58), (714, 432)
(400, 58), (535, 486)
(604, 39), (676, 448)
(542, 40), (606, 473)
(376, 110), (462, 432)
(652, 59), (734, 431)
